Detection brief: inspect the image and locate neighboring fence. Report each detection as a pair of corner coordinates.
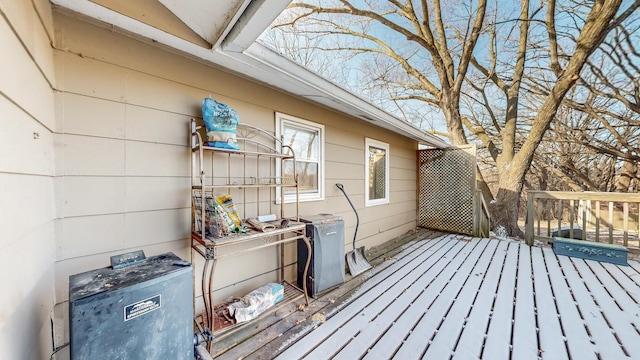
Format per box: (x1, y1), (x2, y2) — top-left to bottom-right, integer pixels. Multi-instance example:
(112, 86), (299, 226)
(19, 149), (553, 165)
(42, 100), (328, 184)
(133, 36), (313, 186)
(525, 191), (640, 253)
(417, 145), (490, 237)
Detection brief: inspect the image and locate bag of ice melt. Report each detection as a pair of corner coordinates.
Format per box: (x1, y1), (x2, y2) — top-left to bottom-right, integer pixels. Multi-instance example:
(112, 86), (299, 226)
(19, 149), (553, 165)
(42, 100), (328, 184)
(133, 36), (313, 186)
(202, 97), (239, 150)
(227, 282), (284, 323)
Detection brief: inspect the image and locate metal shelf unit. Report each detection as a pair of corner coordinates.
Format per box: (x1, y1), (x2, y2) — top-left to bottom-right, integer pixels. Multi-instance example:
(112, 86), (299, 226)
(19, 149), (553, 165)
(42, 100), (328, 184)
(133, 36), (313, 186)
(189, 119), (311, 341)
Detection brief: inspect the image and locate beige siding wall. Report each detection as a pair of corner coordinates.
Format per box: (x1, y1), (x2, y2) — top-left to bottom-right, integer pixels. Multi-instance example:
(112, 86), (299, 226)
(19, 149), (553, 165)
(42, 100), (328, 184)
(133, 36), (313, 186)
(44, 10), (418, 356)
(0, 0), (57, 359)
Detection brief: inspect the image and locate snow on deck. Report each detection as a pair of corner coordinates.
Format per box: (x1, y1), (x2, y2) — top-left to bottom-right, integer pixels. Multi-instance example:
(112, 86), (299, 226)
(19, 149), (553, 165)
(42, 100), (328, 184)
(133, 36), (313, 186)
(273, 233), (640, 359)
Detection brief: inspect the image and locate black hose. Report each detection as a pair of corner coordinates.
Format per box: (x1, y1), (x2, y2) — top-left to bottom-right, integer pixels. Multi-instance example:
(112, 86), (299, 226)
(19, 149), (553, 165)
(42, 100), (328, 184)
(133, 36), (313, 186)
(336, 183), (359, 251)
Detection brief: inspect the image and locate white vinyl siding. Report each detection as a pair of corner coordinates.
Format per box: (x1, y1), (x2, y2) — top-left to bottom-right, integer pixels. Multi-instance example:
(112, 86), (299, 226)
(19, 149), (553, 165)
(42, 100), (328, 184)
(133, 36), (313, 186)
(0, 2), (57, 359)
(4, 11), (422, 358)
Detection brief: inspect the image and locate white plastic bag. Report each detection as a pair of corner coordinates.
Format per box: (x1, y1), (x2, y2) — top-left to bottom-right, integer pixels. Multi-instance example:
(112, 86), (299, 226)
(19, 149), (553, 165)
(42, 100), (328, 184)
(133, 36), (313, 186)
(227, 282), (284, 323)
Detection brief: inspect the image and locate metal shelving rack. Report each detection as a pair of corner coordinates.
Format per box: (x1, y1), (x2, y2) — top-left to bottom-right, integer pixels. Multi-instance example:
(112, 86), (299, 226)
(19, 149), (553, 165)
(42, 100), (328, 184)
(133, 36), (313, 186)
(189, 119), (311, 342)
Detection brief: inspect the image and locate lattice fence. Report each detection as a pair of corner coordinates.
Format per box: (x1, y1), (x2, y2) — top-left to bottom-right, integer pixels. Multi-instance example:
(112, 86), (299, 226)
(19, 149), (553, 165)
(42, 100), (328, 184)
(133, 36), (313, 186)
(418, 146), (477, 235)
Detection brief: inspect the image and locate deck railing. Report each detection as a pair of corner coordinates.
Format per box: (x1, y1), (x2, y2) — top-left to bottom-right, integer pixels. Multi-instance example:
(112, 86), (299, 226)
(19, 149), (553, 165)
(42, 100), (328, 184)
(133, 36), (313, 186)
(473, 189), (490, 238)
(525, 191), (640, 253)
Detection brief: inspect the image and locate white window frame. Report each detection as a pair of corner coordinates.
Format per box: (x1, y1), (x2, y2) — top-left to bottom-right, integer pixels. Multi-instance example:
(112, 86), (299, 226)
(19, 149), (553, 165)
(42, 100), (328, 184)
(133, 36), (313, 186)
(276, 112), (325, 203)
(365, 138), (390, 207)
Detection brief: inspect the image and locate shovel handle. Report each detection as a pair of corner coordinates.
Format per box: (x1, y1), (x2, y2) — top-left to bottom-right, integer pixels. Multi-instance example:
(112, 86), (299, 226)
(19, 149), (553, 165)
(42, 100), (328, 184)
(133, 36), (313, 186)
(335, 183), (359, 251)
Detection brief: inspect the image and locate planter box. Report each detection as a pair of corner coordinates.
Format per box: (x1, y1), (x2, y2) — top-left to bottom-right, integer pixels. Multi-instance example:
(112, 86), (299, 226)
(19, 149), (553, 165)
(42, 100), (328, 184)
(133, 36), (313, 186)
(553, 237), (628, 266)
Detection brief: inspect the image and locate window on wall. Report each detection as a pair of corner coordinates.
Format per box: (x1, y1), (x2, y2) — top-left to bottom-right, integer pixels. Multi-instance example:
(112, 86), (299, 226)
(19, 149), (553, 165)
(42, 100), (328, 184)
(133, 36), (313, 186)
(365, 138), (390, 206)
(276, 113), (324, 203)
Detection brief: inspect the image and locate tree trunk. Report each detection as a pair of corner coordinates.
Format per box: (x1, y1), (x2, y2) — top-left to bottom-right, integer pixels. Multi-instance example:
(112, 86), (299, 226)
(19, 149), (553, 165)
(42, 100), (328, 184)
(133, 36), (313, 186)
(615, 159), (637, 192)
(441, 91), (468, 145)
(490, 165), (526, 239)
(490, 187), (525, 239)
(442, 90), (498, 215)
(489, 0), (624, 238)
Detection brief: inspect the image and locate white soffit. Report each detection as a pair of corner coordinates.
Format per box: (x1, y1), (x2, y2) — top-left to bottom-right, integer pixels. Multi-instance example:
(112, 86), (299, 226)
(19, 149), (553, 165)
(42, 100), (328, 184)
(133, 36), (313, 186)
(158, 0), (251, 47)
(222, 0), (294, 53)
(87, 0), (210, 47)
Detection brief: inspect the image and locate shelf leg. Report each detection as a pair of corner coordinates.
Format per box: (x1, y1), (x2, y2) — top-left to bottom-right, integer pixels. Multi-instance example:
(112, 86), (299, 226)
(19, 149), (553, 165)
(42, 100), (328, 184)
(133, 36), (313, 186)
(208, 258), (218, 323)
(280, 240), (285, 281)
(301, 236), (311, 306)
(207, 258), (218, 352)
(201, 257), (218, 352)
(191, 245), (196, 326)
(201, 259), (211, 329)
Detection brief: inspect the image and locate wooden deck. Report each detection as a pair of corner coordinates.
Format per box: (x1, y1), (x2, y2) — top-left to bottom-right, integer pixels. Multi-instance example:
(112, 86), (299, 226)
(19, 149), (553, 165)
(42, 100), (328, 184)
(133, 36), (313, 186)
(210, 229), (640, 359)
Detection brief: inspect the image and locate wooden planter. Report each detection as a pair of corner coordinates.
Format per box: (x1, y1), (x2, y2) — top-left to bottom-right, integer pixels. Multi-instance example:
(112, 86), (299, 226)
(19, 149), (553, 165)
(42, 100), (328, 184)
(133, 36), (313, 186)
(553, 237), (628, 266)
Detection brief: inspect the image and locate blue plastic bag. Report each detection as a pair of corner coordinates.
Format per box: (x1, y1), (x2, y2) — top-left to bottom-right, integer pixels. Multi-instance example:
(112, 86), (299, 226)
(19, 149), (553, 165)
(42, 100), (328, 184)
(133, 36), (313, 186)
(202, 98), (239, 150)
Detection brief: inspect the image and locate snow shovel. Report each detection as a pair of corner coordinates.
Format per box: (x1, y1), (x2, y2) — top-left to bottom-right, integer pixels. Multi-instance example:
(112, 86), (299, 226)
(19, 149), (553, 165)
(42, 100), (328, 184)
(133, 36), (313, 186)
(336, 183), (372, 276)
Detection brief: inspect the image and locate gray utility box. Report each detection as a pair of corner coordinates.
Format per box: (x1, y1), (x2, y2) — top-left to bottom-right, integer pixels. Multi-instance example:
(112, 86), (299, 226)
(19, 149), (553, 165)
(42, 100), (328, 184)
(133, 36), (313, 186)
(69, 252), (193, 360)
(298, 214), (346, 297)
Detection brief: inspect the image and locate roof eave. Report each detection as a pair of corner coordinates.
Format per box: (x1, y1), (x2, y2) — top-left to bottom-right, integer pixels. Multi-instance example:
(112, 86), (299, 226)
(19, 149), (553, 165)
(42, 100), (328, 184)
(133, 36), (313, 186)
(239, 43), (449, 148)
(50, 0), (449, 148)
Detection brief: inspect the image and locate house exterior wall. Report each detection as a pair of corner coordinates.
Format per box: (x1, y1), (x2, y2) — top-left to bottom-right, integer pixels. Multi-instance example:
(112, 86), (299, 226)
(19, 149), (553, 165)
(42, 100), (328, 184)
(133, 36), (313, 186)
(2, 6), (418, 357)
(0, 0), (57, 359)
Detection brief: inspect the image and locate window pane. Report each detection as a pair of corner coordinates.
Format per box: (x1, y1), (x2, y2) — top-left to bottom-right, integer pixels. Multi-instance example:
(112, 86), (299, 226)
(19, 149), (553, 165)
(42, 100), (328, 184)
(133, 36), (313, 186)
(276, 113), (324, 203)
(283, 160), (318, 194)
(283, 125), (319, 161)
(368, 146), (386, 200)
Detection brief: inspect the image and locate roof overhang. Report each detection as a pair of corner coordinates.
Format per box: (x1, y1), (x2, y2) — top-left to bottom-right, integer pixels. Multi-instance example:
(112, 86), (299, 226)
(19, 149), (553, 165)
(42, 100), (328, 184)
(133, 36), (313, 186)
(51, 0), (449, 148)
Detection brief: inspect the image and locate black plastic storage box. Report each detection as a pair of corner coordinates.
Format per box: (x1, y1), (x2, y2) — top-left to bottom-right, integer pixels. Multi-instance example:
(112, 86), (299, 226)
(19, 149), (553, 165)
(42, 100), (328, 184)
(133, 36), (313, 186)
(69, 252), (193, 360)
(298, 214), (346, 297)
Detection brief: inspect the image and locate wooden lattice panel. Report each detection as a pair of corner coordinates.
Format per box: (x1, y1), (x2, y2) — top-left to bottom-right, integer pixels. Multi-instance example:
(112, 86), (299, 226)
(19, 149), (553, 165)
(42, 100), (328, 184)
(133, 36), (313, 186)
(418, 146), (476, 235)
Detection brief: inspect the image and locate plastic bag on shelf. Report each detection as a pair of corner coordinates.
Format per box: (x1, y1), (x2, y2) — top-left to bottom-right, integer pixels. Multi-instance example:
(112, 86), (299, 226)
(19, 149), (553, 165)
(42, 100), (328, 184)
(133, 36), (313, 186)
(202, 98), (239, 150)
(211, 198), (234, 234)
(215, 194), (243, 231)
(227, 282), (284, 323)
(192, 190), (228, 238)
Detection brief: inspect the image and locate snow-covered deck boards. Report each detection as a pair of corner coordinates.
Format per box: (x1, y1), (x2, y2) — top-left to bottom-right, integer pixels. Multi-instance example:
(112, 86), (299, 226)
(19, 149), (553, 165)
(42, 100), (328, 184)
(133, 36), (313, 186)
(217, 230), (640, 359)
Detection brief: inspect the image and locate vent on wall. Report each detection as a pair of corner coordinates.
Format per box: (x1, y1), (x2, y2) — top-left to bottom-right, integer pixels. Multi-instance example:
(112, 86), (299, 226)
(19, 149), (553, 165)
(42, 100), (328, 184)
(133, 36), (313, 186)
(359, 114), (378, 122)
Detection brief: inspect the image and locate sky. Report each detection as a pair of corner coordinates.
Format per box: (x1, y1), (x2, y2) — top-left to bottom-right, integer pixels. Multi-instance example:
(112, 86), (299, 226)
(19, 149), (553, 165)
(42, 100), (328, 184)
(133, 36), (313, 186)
(259, 0), (640, 145)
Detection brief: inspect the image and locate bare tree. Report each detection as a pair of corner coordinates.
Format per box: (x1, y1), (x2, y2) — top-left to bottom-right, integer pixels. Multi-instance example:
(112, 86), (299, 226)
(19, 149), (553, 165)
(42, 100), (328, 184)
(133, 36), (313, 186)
(266, 0), (635, 237)
(525, 10), (640, 195)
(270, 0), (488, 144)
